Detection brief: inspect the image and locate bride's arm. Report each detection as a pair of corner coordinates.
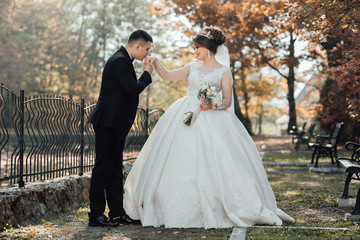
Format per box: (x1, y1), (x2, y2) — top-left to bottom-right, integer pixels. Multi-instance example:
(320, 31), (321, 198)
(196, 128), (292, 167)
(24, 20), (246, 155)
(220, 72), (232, 109)
(151, 57), (190, 81)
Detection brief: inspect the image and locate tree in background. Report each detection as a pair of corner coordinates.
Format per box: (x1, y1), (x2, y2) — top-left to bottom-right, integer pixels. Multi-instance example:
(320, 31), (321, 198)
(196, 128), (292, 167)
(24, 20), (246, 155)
(289, 0), (360, 140)
(246, 72), (287, 135)
(0, 0), (101, 99)
(169, 0), (317, 135)
(143, 47), (191, 110)
(0, 0), (174, 103)
(0, 0), (46, 91)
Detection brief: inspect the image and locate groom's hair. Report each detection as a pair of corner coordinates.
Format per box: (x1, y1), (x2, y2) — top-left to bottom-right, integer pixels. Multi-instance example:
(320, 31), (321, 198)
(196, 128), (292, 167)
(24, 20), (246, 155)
(128, 29), (153, 45)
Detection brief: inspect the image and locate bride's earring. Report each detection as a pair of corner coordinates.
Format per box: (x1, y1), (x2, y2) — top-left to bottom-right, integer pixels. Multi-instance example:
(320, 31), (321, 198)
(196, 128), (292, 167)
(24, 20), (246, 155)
(208, 50), (211, 59)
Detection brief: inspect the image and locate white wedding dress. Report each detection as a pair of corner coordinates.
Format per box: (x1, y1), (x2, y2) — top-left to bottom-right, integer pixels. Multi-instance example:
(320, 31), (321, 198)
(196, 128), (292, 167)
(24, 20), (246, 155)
(124, 62), (293, 228)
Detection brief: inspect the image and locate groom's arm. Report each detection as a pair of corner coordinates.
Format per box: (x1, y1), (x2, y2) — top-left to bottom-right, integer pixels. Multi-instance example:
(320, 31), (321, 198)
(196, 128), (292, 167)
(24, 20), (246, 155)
(112, 59), (152, 96)
(136, 71), (152, 94)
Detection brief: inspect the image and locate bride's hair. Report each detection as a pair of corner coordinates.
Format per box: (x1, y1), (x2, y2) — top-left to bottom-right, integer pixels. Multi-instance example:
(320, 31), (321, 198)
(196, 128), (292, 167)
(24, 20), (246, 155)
(193, 26), (226, 54)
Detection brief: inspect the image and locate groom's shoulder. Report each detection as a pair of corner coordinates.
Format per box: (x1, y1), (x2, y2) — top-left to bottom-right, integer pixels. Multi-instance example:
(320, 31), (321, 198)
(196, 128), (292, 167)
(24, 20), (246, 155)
(108, 51), (131, 65)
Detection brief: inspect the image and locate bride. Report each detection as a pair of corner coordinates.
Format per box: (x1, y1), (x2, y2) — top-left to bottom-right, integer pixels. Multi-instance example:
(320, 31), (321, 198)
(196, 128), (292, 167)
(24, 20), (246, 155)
(124, 26), (293, 228)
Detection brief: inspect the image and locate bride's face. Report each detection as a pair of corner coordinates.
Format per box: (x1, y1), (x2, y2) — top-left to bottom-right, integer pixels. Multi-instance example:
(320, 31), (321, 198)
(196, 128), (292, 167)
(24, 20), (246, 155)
(193, 44), (208, 61)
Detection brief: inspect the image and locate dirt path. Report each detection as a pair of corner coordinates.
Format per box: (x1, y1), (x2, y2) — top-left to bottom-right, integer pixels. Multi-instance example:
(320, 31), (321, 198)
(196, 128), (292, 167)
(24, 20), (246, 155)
(253, 135), (293, 152)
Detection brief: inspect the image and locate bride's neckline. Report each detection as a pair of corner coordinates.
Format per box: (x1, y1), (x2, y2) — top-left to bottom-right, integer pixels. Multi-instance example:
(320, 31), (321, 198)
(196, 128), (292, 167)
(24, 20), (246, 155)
(197, 63), (225, 75)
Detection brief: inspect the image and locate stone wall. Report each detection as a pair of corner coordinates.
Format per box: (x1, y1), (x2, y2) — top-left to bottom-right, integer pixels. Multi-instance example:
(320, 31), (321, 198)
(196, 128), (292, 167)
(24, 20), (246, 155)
(0, 173), (91, 229)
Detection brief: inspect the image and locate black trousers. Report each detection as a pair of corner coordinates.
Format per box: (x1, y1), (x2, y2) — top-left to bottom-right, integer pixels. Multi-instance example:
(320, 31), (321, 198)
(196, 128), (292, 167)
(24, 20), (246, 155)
(89, 126), (126, 218)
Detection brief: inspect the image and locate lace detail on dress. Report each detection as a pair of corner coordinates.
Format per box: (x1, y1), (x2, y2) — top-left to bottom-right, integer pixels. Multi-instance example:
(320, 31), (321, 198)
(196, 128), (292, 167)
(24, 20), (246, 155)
(187, 62), (229, 97)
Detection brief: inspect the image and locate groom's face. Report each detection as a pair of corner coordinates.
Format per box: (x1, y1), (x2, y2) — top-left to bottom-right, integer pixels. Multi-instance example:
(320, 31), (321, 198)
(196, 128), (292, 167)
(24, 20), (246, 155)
(135, 41), (151, 61)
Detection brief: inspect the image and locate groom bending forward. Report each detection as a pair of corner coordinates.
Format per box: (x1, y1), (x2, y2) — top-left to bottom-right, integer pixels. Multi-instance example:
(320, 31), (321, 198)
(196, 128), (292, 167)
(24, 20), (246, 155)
(88, 29), (153, 227)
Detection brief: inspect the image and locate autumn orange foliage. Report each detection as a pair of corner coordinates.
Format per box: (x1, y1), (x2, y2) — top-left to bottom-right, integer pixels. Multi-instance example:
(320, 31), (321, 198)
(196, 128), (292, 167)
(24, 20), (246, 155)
(169, 0), (309, 133)
(289, 0), (360, 139)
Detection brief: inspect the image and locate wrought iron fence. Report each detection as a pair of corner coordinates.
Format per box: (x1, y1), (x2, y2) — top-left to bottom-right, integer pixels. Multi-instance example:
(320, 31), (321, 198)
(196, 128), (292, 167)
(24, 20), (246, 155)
(0, 84), (164, 188)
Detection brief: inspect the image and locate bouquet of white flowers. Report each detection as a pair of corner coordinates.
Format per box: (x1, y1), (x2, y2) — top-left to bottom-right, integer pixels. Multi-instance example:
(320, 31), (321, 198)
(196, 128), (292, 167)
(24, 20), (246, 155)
(183, 82), (222, 126)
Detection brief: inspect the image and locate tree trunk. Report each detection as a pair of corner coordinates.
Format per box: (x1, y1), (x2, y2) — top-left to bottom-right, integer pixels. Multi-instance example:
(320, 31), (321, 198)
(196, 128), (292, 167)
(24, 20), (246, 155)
(287, 76), (296, 133)
(101, 0), (107, 67)
(287, 32), (297, 133)
(258, 104), (263, 135)
(233, 87), (253, 135)
(240, 64), (251, 124)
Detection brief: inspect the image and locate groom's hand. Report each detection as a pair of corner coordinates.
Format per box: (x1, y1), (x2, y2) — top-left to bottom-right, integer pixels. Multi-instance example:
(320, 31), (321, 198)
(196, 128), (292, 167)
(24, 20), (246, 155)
(144, 62), (153, 74)
(144, 57), (150, 65)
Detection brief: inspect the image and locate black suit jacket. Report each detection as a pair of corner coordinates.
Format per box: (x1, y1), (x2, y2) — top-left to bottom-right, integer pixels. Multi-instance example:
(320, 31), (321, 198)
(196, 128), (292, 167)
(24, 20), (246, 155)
(90, 46), (152, 135)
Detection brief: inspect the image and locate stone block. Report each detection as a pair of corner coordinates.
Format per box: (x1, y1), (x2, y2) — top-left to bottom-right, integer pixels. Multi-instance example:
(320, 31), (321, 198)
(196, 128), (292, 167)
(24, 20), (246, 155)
(308, 166), (345, 173)
(337, 198), (356, 208)
(0, 174), (91, 229)
(345, 213), (360, 221)
(230, 227), (247, 240)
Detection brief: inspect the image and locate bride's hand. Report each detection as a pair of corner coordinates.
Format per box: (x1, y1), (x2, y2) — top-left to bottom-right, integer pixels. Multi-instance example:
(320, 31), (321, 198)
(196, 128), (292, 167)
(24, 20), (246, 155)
(150, 57), (157, 65)
(145, 56), (157, 65)
(200, 100), (213, 111)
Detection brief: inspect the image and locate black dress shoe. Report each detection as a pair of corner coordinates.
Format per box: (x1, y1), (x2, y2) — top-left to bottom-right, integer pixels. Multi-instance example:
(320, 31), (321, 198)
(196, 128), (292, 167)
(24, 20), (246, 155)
(88, 213), (119, 227)
(110, 213), (141, 224)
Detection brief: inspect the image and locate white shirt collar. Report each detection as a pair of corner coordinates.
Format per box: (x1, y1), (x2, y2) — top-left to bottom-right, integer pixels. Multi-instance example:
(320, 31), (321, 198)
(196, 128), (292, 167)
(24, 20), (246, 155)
(124, 47), (133, 60)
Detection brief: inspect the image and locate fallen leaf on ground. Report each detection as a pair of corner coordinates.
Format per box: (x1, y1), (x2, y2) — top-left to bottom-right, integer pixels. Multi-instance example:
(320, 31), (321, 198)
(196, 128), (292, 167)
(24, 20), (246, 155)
(154, 231), (162, 234)
(27, 231), (37, 237)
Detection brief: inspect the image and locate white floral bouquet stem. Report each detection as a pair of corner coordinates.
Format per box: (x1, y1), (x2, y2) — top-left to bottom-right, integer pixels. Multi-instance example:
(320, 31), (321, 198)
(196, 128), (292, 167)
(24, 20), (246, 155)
(183, 107), (201, 126)
(183, 112), (194, 126)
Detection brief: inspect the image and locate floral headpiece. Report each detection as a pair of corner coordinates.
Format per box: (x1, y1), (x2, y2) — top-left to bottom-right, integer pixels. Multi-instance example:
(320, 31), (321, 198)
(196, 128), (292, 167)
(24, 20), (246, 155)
(200, 31), (214, 40)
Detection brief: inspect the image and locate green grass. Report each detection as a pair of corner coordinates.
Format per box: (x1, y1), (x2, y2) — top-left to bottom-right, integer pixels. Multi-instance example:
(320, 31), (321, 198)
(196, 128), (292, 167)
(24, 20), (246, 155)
(266, 165), (356, 226)
(263, 151), (313, 162)
(246, 227), (360, 239)
(262, 149), (349, 163)
(2, 151), (360, 239)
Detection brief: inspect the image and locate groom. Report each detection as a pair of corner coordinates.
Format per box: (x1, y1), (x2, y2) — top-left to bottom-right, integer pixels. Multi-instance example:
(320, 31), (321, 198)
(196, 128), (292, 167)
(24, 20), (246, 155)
(88, 29), (153, 227)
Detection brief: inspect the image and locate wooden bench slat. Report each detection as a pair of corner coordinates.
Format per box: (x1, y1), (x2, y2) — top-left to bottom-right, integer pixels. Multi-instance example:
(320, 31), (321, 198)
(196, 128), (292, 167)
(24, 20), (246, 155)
(338, 159), (360, 174)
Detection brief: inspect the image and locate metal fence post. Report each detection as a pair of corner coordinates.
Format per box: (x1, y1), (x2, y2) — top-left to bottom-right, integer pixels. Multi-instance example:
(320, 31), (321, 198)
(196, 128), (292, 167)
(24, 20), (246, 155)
(18, 90), (25, 187)
(79, 98), (84, 176)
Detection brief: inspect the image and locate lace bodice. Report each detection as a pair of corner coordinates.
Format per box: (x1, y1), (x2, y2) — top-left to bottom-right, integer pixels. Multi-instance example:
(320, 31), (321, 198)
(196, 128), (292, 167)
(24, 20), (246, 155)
(187, 62), (230, 97)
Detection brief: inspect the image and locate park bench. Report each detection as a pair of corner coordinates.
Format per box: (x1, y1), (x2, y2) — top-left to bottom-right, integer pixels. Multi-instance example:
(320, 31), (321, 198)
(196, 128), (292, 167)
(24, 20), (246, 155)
(308, 122), (344, 167)
(337, 142), (360, 215)
(289, 121), (307, 144)
(294, 123), (316, 151)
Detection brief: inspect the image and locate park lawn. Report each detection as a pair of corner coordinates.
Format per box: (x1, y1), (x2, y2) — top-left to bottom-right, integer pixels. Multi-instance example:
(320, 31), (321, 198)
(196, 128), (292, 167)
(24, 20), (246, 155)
(262, 148), (349, 163)
(245, 227), (359, 239)
(2, 152), (360, 239)
(248, 164), (360, 239)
